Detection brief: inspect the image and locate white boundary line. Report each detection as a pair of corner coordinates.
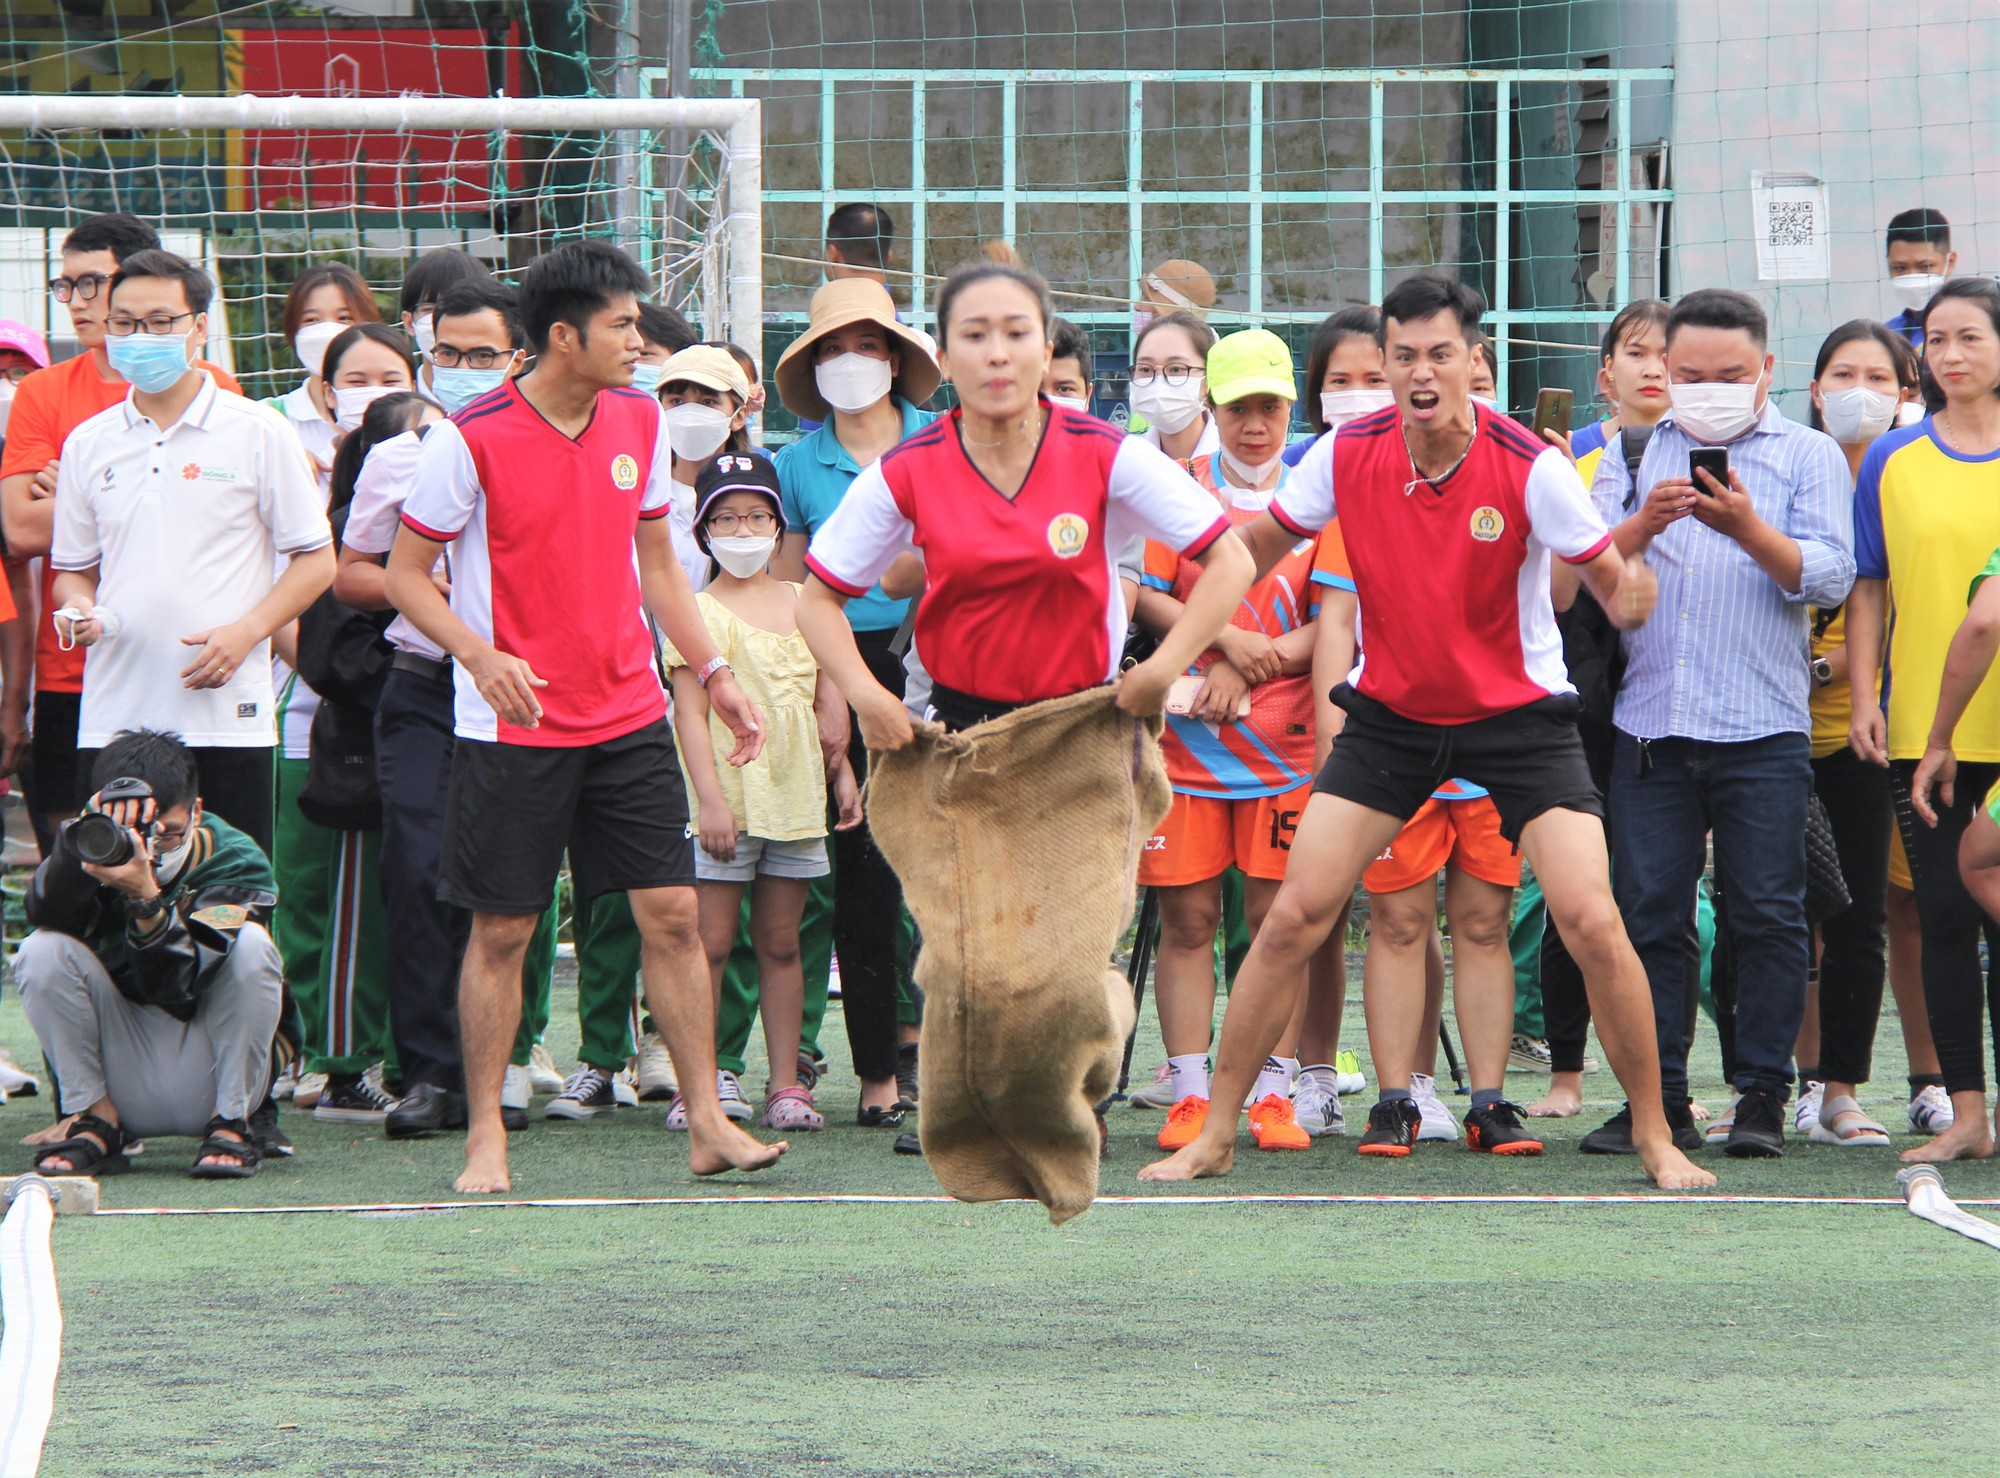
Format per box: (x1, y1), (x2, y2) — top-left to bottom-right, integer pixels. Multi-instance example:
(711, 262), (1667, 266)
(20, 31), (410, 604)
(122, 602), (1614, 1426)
(0, 1181), (61, 1478)
(86, 1191), (2000, 1217)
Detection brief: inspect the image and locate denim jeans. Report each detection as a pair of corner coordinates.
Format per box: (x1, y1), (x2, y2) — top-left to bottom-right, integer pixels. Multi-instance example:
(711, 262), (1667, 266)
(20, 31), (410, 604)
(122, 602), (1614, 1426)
(1610, 731), (1811, 1101)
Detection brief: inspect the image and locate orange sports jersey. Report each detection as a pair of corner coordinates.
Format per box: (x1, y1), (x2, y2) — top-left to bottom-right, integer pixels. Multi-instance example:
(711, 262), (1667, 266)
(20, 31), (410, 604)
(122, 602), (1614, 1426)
(1142, 457), (1319, 799)
(1, 354), (243, 692)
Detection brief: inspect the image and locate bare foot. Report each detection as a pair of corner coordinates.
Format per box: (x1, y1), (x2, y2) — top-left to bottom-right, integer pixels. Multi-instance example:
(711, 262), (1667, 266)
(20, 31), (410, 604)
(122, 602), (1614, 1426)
(689, 1120), (788, 1177)
(1138, 1139), (1235, 1182)
(1899, 1118), (1996, 1163)
(23, 1115), (78, 1148)
(1637, 1140), (1716, 1190)
(1525, 1086), (1581, 1118)
(454, 1129), (513, 1194)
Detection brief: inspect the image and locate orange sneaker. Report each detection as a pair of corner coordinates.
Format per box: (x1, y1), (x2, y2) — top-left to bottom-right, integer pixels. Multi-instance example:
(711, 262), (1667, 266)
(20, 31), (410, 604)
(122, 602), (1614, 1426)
(1248, 1093), (1312, 1151)
(1157, 1095), (1210, 1150)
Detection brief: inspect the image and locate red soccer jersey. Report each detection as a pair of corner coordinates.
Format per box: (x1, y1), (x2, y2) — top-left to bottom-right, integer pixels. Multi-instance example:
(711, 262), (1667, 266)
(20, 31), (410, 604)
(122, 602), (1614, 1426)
(806, 403), (1228, 706)
(1271, 405), (1612, 725)
(400, 380), (673, 746)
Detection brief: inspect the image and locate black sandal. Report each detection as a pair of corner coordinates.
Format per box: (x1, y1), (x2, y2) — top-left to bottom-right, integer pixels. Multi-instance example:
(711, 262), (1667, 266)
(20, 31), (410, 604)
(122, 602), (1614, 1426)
(189, 1116), (263, 1180)
(32, 1111), (130, 1177)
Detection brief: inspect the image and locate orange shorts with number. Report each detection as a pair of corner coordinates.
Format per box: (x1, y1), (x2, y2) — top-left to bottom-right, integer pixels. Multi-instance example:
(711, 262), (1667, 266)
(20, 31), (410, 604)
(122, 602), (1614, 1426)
(1138, 784), (1311, 887)
(1363, 796), (1522, 895)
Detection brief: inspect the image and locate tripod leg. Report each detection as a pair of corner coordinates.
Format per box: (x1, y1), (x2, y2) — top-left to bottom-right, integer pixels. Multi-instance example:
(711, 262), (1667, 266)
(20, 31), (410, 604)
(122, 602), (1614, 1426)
(1116, 889), (1160, 1097)
(1439, 1019), (1468, 1095)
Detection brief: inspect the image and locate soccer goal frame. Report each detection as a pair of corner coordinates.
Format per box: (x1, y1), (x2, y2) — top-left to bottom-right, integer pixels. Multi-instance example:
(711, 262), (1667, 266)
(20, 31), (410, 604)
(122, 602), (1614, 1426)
(0, 93), (764, 368)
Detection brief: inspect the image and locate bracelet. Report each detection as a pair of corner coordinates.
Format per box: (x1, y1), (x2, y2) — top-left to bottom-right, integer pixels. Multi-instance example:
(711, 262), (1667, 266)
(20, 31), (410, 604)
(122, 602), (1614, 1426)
(695, 656), (731, 688)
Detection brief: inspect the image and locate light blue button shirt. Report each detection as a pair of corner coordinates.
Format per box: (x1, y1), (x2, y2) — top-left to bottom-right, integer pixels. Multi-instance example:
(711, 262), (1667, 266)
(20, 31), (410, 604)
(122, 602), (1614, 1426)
(1593, 400), (1854, 742)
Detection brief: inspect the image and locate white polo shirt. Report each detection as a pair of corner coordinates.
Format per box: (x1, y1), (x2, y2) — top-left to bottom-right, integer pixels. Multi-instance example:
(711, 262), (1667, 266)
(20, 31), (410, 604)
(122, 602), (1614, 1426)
(52, 372), (331, 748)
(342, 427), (449, 663)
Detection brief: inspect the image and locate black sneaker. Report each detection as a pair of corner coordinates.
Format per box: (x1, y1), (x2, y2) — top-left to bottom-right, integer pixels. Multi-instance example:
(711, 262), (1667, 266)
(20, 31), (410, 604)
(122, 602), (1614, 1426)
(249, 1097), (295, 1157)
(1724, 1086), (1786, 1158)
(545, 1066), (619, 1121)
(1357, 1098), (1421, 1158)
(1464, 1100), (1544, 1155)
(385, 1082), (467, 1138)
(1581, 1098), (1703, 1155)
(895, 1042), (920, 1109)
(314, 1072), (399, 1125)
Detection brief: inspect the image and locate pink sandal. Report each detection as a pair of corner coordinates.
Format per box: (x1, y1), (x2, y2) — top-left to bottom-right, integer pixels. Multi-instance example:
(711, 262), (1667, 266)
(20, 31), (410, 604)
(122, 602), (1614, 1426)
(762, 1085), (825, 1131)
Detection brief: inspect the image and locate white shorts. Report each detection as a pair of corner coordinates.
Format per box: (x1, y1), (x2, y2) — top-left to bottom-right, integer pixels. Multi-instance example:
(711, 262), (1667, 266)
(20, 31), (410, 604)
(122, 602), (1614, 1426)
(694, 834), (830, 884)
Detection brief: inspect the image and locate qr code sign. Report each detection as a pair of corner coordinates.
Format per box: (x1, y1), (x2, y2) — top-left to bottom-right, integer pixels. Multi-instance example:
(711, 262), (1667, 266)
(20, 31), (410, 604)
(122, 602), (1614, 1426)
(1767, 200), (1816, 248)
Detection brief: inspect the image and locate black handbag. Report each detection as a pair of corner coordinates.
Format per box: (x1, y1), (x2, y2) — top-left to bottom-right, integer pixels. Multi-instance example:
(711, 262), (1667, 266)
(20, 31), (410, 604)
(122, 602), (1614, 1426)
(1804, 791), (1851, 926)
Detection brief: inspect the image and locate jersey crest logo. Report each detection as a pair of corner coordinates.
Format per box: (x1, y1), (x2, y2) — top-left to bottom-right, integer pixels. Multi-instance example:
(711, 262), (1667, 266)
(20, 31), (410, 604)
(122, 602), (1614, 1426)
(1046, 512), (1090, 559)
(611, 454), (640, 490)
(1469, 505), (1505, 543)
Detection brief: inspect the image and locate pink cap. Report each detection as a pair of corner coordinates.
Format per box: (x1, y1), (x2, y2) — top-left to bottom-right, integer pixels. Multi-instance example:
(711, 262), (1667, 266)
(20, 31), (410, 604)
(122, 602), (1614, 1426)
(0, 320), (50, 369)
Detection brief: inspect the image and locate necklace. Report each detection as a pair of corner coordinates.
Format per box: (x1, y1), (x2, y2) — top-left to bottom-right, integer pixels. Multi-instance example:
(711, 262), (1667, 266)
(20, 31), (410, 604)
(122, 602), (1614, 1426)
(1400, 418), (1477, 497)
(961, 409), (1043, 448)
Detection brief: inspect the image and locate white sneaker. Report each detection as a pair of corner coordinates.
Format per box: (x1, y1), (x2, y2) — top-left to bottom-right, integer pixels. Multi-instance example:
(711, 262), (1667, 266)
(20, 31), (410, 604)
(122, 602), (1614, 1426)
(1507, 1034), (1554, 1074)
(501, 1064), (532, 1111)
(1704, 1091), (1742, 1144)
(527, 1042), (565, 1096)
(1292, 1068), (1346, 1137)
(268, 1060), (297, 1102)
(0, 1049), (41, 1099)
(293, 1071), (329, 1111)
(717, 1069), (754, 1124)
(1909, 1084), (1956, 1134)
(636, 1032), (677, 1101)
(1127, 1062), (1178, 1110)
(1410, 1073), (1459, 1142)
(1333, 1050), (1366, 1097)
(612, 1067), (640, 1108)
(1793, 1080), (1824, 1135)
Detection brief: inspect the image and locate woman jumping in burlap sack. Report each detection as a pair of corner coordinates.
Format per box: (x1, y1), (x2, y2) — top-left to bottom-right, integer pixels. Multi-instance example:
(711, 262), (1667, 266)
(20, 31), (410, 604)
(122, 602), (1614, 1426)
(797, 262), (1255, 1222)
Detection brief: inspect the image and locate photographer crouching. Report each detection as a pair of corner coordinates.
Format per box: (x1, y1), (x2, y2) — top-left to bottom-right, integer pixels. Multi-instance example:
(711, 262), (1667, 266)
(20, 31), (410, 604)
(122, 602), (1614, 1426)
(17, 728), (284, 1179)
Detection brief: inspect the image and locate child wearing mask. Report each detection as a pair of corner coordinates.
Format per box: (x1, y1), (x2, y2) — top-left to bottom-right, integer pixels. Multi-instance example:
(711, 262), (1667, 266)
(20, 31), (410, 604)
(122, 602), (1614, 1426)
(664, 454), (861, 1133)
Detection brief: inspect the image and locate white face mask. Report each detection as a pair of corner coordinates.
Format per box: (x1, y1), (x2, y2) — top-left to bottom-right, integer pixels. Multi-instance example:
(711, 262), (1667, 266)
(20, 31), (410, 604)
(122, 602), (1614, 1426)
(815, 351), (893, 415)
(334, 383), (402, 431)
(662, 402), (734, 462)
(1471, 393), (1500, 412)
(1892, 273), (1945, 313)
(709, 533), (777, 579)
(294, 320), (348, 380)
(151, 829), (194, 881)
(1219, 447), (1283, 504)
(1048, 394), (1091, 415)
(409, 311), (436, 356)
(1669, 368), (1765, 443)
(1131, 375), (1205, 435)
(1819, 385), (1898, 445)
(1320, 387), (1393, 429)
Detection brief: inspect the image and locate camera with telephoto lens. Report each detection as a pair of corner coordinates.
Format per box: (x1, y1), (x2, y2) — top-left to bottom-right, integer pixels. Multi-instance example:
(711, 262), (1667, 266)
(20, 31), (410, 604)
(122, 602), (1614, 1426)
(70, 777), (158, 868)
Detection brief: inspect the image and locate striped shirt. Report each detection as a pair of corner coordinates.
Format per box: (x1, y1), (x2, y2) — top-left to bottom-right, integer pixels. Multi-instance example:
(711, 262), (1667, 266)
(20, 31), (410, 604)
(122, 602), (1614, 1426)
(1594, 400), (1853, 742)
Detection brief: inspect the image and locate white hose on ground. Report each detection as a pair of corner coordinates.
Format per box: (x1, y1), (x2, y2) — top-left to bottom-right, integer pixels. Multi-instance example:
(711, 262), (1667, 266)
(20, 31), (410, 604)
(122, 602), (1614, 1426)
(1897, 1164), (2000, 1252)
(0, 1176), (62, 1478)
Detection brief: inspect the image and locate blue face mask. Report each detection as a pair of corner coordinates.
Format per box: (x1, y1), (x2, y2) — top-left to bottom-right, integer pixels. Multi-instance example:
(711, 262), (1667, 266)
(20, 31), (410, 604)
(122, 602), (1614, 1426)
(105, 329), (193, 394)
(630, 362), (665, 395)
(428, 365), (508, 414)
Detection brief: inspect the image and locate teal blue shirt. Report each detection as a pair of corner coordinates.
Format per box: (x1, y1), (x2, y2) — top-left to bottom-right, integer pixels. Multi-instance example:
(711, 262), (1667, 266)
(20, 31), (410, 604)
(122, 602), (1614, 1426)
(776, 397), (937, 632)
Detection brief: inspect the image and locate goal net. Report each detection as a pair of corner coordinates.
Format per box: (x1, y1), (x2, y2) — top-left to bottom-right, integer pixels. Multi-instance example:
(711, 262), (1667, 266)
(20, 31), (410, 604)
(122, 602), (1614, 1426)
(0, 90), (761, 400)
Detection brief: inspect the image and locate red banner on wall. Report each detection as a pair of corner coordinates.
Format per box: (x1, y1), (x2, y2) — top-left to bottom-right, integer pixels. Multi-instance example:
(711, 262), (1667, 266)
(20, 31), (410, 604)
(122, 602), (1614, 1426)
(225, 26), (523, 214)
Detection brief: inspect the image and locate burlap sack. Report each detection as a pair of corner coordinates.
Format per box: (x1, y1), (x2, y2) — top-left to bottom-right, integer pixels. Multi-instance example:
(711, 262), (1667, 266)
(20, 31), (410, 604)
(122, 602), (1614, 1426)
(866, 686), (1172, 1224)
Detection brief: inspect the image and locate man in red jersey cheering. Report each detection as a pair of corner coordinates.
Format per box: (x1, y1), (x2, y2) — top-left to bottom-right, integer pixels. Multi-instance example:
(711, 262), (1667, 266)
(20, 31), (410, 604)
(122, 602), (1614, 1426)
(388, 241), (784, 1194)
(1141, 272), (1713, 1192)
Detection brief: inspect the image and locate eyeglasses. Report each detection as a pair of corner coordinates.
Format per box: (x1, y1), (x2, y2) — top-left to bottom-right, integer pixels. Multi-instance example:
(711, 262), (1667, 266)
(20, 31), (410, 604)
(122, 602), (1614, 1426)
(49, 272), (113, 303)
(0, 366), (34, 385)
(1129, 365), (1202, 387)
(429, 345), (511, 370)
(151, 825), (190, 850)
(705, 509), (777, 534)
(105, 312), (196, 337)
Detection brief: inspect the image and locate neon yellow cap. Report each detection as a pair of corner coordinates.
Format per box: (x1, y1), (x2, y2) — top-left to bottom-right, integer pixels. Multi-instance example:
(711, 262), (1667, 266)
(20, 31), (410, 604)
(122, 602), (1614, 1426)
(1205, 328), (1296, 405)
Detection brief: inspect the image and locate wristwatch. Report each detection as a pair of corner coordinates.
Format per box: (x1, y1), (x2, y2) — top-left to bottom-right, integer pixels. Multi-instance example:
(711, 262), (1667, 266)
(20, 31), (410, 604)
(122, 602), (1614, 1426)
(1811, 656), (1834, 687)
(695, 655), (732, 688)
(126, 893), (170, 925)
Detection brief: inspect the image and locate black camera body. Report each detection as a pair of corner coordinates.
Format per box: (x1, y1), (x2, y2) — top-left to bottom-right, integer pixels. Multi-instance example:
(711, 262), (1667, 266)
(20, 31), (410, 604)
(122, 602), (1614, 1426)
(71, 777), (158, 868)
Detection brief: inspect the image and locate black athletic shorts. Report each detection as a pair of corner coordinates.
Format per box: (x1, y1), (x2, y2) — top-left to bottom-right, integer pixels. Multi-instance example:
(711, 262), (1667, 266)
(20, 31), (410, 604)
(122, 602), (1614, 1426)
(1313, 683), (1604, 846)
(27, 689), (81, 818)
(440, 719), (695, 915)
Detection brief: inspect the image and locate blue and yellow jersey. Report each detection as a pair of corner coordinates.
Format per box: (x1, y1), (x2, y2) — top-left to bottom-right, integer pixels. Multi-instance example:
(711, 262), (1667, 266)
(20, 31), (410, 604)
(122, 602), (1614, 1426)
(1855, 417), (2000, 760)
(1571, 418), (1611, 489)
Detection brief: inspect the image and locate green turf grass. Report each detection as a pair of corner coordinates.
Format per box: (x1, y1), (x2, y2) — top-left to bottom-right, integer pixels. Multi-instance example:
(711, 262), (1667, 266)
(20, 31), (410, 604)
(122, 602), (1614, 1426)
(5, 959), (1997, 1473)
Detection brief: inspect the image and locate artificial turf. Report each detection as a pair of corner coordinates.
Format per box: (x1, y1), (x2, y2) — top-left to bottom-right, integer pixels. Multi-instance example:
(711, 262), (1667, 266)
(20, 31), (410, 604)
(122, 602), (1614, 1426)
(4, 962), (1997, 1475)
